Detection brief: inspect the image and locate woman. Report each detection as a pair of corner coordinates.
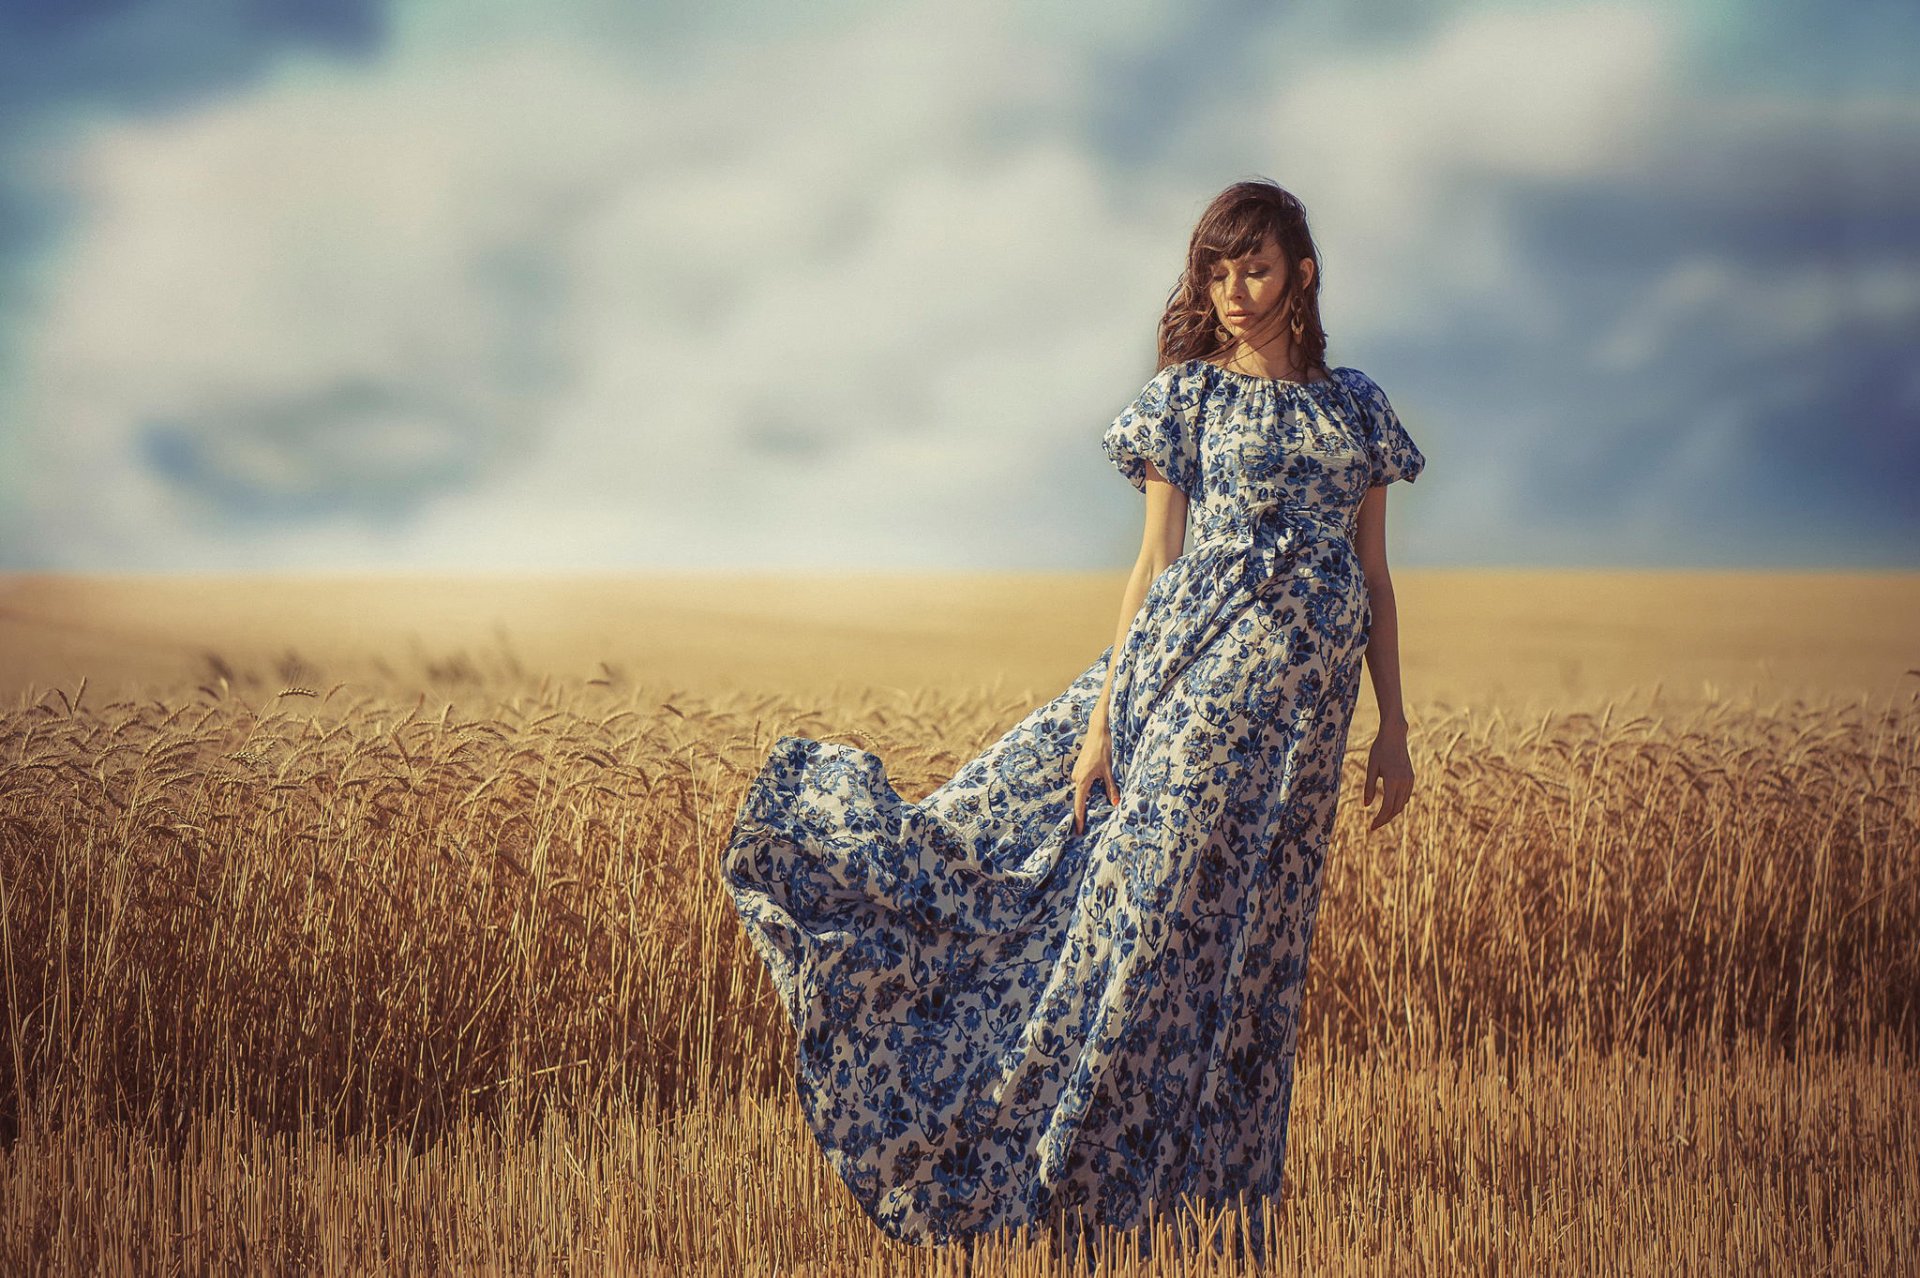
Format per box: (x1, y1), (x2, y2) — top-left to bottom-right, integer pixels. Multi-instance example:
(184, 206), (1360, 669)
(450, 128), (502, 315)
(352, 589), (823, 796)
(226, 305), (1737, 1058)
(721, 179), (1425, 1260)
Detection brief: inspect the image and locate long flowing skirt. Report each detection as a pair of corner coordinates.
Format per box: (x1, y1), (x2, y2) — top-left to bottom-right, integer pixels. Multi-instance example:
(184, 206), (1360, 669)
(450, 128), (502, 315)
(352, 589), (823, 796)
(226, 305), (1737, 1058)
(721, 551), (1369, 1254)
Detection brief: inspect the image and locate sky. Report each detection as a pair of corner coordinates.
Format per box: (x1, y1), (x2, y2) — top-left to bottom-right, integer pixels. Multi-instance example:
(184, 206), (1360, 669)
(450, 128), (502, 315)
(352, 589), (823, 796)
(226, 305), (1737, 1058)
(0, 0), (1915, 573)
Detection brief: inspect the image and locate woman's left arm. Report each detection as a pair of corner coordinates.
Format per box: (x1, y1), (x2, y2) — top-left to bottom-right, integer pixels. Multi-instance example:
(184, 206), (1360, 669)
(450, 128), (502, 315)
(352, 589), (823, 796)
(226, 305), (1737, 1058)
(1353, 485), (1415, 829)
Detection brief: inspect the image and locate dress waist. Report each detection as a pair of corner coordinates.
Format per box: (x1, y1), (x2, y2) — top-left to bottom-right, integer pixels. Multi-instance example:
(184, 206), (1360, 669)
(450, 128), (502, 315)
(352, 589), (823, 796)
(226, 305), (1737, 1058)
(1188, 504), (1355, 594)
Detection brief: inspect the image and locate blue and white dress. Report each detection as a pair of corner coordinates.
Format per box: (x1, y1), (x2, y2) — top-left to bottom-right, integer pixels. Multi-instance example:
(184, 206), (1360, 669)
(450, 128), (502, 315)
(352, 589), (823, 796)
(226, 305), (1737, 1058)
(721, 357), (1426, 1251)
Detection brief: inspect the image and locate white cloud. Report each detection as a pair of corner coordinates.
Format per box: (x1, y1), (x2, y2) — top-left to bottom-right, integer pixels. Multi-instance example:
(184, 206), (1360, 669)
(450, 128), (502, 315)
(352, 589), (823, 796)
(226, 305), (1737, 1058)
(1592, 253), (1920, 372)
(6, 0), (1901, 570)
(13, 4), (1192, 569)
(1167, 3), (1685, 340)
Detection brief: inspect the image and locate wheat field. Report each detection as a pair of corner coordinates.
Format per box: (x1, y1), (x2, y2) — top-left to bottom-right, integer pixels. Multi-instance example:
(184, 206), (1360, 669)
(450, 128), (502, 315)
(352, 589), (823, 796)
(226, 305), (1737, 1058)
(0, 572), (1915, 1274)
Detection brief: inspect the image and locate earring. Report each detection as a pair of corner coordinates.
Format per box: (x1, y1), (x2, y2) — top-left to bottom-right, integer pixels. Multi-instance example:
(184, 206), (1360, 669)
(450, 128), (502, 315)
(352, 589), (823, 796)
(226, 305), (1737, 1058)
(1290, 306), (1306, 337)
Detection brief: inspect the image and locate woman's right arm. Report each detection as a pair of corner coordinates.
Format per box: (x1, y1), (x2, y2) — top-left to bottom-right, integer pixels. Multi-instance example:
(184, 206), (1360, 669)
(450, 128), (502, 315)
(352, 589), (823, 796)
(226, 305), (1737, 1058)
(1090, 459), (1190, 730)
(1073, 461), (1189, 833)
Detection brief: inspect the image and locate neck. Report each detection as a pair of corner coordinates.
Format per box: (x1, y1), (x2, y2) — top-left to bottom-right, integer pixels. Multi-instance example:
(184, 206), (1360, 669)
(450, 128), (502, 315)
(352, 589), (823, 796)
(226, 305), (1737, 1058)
(1221, 338), (1319, 382)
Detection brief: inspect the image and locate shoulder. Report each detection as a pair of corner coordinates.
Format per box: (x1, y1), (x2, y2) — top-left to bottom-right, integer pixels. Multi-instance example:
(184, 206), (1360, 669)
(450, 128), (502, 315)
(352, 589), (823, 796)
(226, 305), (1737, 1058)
(1330, 365), (1393, 418)
(1132, 358), (1211, 414)
(1330, 365), (1381, 396)
(1152, 357), (1213, 387)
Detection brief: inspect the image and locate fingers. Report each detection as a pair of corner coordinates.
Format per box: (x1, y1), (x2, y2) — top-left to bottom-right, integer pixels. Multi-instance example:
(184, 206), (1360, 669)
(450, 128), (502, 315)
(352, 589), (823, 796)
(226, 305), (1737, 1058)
(1073, 770), (1123, 837)
(1367, 776), (1413, 829)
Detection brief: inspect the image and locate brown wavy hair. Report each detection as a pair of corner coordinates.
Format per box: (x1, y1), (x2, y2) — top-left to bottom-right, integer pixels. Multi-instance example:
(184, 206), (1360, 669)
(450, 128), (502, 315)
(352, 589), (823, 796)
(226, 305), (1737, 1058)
(1156, 180), (1330, 378)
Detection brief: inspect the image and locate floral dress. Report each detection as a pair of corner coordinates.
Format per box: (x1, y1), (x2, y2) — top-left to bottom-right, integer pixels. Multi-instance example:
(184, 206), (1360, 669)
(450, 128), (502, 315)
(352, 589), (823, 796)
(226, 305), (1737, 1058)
(720, 357), (1426, 1252)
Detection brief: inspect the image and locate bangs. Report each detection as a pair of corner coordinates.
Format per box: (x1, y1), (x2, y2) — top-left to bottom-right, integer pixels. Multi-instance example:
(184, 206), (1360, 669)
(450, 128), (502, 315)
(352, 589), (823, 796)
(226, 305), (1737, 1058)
(1195, 207), (1282, 268)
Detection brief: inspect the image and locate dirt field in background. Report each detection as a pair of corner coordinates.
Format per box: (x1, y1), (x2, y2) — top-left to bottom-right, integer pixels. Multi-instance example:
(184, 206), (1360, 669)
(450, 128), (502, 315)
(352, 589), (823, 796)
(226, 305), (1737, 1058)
(3, 570), (1916, 712)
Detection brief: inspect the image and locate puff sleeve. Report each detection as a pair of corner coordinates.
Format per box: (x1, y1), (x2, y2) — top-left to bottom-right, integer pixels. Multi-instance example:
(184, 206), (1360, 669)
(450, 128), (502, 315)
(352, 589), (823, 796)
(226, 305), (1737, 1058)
(1349, 369), (1426, 487)
(1101, 363), (1202, 500)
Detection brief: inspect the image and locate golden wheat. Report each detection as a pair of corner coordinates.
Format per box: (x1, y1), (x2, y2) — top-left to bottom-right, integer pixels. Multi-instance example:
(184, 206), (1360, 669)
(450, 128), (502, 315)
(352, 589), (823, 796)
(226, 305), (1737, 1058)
(0, 668), (1914, 1273)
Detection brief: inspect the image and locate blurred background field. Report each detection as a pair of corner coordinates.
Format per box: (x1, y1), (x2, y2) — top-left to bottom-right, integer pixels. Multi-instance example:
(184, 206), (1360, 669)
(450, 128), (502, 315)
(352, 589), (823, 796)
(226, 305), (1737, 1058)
(5, 569), (1918, 710)
(0, 570), (1915, 1275)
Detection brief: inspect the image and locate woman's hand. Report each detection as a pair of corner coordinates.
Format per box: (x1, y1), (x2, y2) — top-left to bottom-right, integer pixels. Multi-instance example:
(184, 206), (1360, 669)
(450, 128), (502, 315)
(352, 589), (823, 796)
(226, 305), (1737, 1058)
(1365, 722), (1416, 829)
(1072, 717), (1121, 835)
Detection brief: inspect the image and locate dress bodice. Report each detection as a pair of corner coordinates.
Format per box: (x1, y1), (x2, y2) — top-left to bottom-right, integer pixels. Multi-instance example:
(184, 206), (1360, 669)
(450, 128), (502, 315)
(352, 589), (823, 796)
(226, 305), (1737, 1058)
(1102, 358), (1426, 599)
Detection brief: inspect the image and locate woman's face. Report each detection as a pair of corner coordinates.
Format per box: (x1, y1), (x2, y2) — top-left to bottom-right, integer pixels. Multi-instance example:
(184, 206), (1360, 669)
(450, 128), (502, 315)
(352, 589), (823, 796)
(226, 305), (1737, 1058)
(1208, 233), (1312, 347)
